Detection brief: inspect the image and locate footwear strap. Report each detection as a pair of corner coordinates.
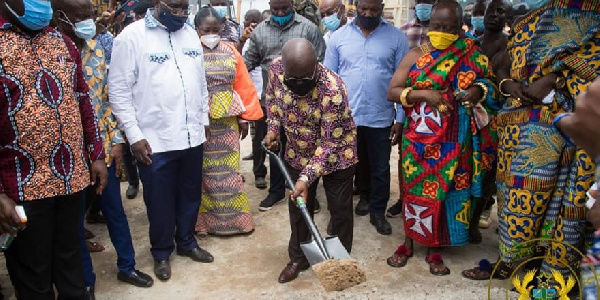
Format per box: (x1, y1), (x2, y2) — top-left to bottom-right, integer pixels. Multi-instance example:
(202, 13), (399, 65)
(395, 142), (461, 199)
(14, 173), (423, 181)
(426, 253), (443, 264)
(394, 245), (413, 257)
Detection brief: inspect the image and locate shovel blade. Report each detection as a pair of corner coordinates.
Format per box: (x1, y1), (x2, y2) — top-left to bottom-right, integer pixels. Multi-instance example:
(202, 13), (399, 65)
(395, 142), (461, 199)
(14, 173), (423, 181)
(301, 240), (328, 265)
(324, 237), (351, 260)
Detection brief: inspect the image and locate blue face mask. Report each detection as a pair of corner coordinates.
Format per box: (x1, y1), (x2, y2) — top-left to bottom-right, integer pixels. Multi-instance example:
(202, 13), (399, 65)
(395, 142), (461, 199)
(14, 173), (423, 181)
(213, 6), (228, 19)
(159, 9), (188, 32)
(321, 10), (341, 31)
(271, 11), (293, 27)
(4, 0), (53, 31)
(526, 0), (550, 10)
(73, 19), (97, 40)
(414, 3), (432, 22)
(471, 16), (485, 32)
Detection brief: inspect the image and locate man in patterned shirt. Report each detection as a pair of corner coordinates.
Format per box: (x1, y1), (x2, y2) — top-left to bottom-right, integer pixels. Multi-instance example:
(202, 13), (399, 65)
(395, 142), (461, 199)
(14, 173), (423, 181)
(0, 0), (108, 297)
(264, 38), (357, 284)
(53, 0), (154, 296)
(210, 0), (241, 44)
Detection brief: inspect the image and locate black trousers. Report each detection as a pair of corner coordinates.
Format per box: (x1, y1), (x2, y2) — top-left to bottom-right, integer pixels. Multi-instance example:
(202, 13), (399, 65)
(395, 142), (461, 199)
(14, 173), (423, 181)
(356, 126), (392, 216)
(287, 163), (355, 264)
(123, 142), (139, 187)
(252, 107), (268, 179)
(253, 106), (287, 199)
(6, 191), (85, 299)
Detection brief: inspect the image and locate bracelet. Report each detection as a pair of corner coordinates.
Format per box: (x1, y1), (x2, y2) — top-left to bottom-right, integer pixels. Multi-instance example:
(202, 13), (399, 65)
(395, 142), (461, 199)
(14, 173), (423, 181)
(473, 82), (488, 104)
(499, 78), (514, 97)
(400, 87), (414, 107)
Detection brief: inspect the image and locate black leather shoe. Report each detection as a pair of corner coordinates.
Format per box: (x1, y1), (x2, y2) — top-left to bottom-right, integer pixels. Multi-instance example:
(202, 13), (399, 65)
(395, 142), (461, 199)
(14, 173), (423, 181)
(84, 286), (95, 300)
(126, 185), (138, 199)
(153, 260), (171, 281)
(118, 270), (154, 287)
(370, 215), (392, 235)
(176, 247), (214, 263)
(326, 219), (334, 236)
(355, 198), (369, 216)
(278, 261), (310, 283)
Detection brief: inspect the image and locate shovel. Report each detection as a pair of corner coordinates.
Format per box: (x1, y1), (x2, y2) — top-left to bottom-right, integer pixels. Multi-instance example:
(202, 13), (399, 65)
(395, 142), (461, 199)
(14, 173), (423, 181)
(261, 141), (351, 265)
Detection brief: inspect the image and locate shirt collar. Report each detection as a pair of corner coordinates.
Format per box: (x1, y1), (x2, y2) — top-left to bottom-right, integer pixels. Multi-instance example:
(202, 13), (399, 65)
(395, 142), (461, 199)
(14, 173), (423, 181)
(145, 8), (167, 29)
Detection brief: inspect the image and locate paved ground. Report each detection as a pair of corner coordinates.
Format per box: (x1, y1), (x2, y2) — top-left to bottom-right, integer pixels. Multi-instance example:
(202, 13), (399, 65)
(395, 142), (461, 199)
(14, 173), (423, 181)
(0, 138), (518, 299)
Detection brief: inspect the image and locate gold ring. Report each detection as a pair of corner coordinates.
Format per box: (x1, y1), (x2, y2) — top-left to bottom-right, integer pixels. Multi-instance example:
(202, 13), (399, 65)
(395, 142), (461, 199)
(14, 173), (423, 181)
(438, 104), (448, 113)
(462, 101), (472, 108)
(512, 97), (522, 108)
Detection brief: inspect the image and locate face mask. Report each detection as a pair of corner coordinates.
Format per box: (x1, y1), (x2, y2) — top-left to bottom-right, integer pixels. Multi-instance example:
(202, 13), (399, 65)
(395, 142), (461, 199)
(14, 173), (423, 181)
(201, 34), (221, 49)
(427, 31), (459, 50)
(4, 0), (53, 31)
(72, 18), (97, 40)
(159, 10), (188, 32)
(321, 10), (341, 31)
(356, 14), (380, 31)
(525, 0), (550, 10)
(271, 11), (293, 27)
(471, 16), (485, 32)
(414, 3), (432, 22)
(284, 79), (317, 96)
(213, 5), (228, 19)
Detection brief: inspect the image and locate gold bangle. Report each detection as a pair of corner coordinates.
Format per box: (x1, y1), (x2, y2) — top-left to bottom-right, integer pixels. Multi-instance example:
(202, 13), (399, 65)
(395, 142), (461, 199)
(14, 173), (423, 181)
(400, 87), (414, 107)
(499, 78), (514, 97)
(473, 82), (488, 104)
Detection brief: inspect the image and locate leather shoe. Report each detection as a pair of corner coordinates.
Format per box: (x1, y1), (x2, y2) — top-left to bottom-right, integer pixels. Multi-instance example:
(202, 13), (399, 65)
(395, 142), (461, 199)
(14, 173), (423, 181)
(118, 269), (154, 287)
(370, 214), (392, 235)
(154, 260), (171, 281)
(126, 185), (139, 199)
(355, 198), (369, 216)
(176, 247), (214, 263)
(278, 261), (310, 283)
(84, 286), (95, 300)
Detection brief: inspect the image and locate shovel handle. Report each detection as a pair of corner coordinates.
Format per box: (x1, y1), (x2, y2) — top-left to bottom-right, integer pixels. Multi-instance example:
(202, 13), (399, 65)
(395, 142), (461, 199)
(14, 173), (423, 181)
(261, 141), (330, 260)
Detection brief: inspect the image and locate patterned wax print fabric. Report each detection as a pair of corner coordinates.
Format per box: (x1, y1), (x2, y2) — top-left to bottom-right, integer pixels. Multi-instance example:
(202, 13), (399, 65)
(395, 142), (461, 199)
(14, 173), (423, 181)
(401, 37), (499, 247)
(496, 0), (600, 283)
(0, 16), (105, 202)
(196, 42), (261, 235)
(81, 39), (124, 164)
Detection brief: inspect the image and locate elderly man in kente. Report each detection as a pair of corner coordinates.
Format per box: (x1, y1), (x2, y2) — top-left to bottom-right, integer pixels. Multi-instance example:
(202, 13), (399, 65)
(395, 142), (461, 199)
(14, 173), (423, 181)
(462, 0), (600, 283)
(385, 0), (500, 276)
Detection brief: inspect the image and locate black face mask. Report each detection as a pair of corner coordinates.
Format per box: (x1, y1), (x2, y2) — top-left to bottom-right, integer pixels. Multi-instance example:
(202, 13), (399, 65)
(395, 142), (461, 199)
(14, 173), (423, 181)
(357, 14), (381, 31)
(284, 79), (317, 96)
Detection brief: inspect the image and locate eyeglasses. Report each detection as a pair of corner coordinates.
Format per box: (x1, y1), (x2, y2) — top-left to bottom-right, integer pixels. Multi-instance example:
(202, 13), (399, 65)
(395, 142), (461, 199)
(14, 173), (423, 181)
(160, 1), (190, 16)
(284, 68), (316, 82)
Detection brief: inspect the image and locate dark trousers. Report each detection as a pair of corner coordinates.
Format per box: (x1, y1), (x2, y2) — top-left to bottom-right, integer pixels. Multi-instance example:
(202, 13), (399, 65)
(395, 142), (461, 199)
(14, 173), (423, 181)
(287, 163), (355, 264)
(123, 142), (139, 187)
(80, 165), (137, 286)
(252, 107), (268, 178)
(137, 145), (204, 261)
(356, 126), (392, 216)
(6, 191), (85, 299)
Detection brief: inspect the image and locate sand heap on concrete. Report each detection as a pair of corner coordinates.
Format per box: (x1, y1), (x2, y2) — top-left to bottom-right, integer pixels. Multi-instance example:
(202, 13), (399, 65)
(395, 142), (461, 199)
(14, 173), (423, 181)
(312, 259), (367, 292)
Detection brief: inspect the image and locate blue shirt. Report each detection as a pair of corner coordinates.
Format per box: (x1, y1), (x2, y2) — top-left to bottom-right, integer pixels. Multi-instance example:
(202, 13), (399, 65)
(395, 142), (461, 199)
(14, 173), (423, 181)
(324, 19), (409, 127)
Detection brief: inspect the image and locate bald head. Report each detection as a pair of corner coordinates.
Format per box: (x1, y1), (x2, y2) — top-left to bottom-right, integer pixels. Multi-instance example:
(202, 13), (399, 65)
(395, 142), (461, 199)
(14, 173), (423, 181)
(431, 0), (463, 32)
(320, 0), (342, 9)
(281, 39), (317, 87)
(319, 0), (346, 26)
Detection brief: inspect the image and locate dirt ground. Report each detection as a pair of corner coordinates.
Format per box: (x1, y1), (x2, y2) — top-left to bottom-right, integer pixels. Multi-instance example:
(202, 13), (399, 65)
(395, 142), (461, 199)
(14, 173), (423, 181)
(0, 138), (519, 299)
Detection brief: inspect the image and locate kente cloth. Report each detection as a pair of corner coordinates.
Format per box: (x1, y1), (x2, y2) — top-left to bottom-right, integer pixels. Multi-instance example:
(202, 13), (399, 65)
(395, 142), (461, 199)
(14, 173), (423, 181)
(196, 116), (254, 235)
(496, 0), (600, 282)
(401, 37), (498, 247)
(196, 42), (259, 235)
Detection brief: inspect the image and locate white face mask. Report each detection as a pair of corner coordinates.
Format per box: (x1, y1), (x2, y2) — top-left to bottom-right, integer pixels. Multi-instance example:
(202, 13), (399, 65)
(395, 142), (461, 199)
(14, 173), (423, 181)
(201, 34), (221, 49)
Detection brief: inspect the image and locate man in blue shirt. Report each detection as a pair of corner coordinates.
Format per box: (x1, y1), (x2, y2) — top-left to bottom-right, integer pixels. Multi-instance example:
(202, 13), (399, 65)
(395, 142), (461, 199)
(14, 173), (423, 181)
(324, 0), (408, 235)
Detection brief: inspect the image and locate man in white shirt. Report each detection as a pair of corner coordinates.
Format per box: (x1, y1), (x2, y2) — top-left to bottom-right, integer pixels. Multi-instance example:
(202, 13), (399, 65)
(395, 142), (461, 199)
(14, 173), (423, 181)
(109, 0), (213, 282)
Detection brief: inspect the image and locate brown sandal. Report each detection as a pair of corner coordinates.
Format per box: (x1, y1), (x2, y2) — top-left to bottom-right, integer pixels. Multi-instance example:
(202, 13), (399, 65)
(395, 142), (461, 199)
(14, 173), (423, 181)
(387, 245), (413, 268)
(86, 241), (105, 253)
(462, 259), (510, 280)
(426, 253), (450, 276)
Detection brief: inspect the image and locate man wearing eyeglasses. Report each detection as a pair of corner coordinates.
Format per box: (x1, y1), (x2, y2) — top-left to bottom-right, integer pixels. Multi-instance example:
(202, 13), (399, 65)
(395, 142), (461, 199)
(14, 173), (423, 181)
(109, 0), (213, 282)
(263, 38), (357, 284)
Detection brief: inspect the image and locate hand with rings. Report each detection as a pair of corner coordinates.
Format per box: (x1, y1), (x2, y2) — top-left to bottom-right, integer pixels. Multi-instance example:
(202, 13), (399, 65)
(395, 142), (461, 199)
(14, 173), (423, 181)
(510, 97), (522, 108)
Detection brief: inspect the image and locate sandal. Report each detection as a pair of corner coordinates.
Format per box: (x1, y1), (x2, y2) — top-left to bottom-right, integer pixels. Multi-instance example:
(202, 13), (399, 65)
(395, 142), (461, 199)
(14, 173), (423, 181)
(86, 241), (105, 253)
(387, 245), (413, 268)
(462, 259), (511, 280)
(84, 228), (95, 240)
(426, 252), (450, 276)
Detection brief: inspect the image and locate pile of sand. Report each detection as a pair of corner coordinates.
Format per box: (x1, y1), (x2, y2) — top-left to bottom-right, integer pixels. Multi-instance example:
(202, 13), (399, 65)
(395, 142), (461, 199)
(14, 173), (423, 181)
(312, 259), (367, 292)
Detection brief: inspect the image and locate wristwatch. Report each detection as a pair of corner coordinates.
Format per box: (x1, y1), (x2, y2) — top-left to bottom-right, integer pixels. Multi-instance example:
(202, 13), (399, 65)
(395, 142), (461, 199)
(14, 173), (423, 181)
(555, 76), (566, 89)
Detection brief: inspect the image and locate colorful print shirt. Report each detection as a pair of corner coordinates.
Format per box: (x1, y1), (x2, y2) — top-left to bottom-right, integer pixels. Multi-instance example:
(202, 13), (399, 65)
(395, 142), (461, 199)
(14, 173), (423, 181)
(0, 17), (105, 202)
(266, 58), (358, 185)
(82, 39), (124, 163)
(220, 19), (241, 45)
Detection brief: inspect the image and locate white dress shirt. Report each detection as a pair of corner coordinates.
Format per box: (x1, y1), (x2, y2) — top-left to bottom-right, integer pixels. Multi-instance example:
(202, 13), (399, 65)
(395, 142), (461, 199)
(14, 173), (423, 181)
(109, 10), (209, 153)
(242, 41), (262, 97)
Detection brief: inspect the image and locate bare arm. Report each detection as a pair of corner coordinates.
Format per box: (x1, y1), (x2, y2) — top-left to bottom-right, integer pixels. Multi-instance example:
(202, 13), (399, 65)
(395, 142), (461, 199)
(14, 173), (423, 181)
(387, 48), (425, 104)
